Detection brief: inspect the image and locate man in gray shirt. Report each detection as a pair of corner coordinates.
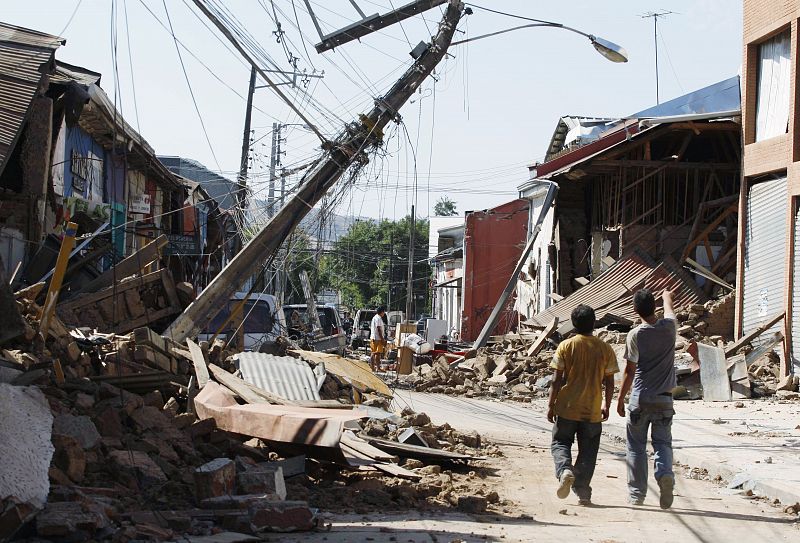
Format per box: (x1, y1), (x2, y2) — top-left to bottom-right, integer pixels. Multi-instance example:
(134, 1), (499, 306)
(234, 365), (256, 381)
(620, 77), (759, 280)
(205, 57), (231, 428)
(617, 289), (676, 509)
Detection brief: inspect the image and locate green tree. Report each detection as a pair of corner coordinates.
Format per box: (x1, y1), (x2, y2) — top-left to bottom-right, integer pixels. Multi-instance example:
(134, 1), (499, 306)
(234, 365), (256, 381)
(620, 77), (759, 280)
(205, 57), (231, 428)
(434, 196), (458, 216)
(317, 216), (430, 316)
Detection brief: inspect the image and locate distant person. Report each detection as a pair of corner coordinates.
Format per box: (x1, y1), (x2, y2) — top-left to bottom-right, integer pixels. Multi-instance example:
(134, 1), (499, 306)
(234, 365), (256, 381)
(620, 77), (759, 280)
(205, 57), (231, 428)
(370, 306), (387, 372)
(617, 289), (677, 509)
(548, 304), (618, 506)
(342, 312), (354, 335)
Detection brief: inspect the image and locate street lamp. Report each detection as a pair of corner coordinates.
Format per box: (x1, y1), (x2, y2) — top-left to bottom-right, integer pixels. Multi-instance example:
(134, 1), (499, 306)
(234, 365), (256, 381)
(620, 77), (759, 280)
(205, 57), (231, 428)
(451, 22), (628, 63)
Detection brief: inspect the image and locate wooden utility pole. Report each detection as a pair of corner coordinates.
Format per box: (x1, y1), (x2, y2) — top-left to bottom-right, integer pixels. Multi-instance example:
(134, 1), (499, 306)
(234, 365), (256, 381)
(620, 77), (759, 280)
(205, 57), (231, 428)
(166, 1), (465, 342)
(405, 204), (415, 321)
(237, 67), (257, 215)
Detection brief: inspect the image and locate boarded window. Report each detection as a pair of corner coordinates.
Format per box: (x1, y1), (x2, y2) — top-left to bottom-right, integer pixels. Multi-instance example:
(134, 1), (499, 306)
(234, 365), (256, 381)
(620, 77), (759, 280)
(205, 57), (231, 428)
(755, 30), (791, 141)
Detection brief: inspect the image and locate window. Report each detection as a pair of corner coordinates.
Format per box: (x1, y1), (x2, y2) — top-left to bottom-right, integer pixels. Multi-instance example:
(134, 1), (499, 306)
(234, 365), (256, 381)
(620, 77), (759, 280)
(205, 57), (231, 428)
(755, 30), (792, 141)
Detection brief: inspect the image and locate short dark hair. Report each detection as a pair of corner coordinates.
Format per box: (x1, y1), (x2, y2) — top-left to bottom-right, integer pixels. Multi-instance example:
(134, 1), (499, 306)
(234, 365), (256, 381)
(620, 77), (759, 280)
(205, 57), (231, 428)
(376, 306), (386, 314)
(633, 289), (656, 318)
(571, 304), (595, 334)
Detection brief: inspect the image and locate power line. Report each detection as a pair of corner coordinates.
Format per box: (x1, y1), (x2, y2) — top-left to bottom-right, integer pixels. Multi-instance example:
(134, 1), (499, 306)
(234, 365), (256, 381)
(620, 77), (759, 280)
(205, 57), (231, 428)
(161, 0), (223, 171)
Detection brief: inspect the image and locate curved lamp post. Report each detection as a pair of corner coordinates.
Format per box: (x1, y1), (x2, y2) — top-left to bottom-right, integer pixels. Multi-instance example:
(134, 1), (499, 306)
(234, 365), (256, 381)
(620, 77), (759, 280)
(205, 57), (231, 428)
(451, 22), (628, 63)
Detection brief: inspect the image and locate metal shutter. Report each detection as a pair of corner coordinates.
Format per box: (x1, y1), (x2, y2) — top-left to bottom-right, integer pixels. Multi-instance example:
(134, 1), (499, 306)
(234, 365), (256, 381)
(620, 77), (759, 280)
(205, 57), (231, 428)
(742, 176), (788, 341)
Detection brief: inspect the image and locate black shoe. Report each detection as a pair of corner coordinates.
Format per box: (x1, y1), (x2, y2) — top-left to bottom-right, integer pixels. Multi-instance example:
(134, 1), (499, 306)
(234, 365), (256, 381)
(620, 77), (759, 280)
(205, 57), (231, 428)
(658, 476), (674, 509)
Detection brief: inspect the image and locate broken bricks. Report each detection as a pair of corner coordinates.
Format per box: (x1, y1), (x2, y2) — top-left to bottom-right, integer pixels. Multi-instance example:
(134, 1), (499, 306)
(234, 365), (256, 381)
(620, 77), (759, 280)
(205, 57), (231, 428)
(194, 458), (236, 501)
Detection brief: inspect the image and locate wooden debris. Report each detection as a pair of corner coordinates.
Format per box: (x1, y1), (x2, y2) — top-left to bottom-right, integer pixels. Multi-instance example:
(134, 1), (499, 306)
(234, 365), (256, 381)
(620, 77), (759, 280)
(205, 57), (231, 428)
(187, 338), (210, 388)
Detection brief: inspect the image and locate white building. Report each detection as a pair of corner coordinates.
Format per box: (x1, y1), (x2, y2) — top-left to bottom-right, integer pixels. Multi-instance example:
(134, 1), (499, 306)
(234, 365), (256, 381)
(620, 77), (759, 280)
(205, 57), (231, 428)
(430, 222), (464, 339)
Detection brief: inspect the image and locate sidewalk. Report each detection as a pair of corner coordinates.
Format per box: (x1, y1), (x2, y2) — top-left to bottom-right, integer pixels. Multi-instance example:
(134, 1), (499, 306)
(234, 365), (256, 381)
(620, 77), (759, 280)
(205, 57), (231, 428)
(595, 398), (800, 507)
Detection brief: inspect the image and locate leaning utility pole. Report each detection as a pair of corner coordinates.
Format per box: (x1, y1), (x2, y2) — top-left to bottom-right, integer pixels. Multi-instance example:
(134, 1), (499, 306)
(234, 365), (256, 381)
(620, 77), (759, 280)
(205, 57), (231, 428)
(166, 0), (464, 342)
(237, 67), (257, 218)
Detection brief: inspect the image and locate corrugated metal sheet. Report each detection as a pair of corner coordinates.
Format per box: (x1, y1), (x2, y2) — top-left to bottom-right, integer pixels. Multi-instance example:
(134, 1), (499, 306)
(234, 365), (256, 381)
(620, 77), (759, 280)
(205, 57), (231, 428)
(793, 206), (800, 367)
(234, 352), (325, 402)
(0, 23), (63, 176)
(529, 250), (706, 329)
(742, 177), (787, 342)
(50, 60), (101, 86)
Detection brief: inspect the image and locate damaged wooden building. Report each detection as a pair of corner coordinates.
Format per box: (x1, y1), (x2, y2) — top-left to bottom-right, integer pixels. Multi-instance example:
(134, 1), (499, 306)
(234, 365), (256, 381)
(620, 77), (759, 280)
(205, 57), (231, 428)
(516, 76), (742, 329)
(0, 22), (240, 332)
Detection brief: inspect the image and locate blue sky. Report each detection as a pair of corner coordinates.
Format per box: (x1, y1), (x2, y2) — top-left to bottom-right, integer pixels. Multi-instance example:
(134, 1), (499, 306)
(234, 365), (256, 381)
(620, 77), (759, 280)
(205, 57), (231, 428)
(5, 1), (742, 223)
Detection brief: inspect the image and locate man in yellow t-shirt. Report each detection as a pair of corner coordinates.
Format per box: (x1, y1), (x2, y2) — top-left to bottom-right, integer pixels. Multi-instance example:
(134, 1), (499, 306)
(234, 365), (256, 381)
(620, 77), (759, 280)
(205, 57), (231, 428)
(547, 304), (618, 505)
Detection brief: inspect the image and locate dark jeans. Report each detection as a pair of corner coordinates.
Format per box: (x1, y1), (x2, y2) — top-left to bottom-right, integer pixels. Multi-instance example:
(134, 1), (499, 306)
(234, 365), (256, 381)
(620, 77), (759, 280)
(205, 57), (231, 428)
(551, 417), (602, 500)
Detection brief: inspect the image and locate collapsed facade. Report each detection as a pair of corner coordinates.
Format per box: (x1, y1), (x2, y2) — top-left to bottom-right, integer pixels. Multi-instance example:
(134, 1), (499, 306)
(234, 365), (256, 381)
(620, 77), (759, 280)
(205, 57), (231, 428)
(516, 77), (742, 333)
(0, 23), (238, 296)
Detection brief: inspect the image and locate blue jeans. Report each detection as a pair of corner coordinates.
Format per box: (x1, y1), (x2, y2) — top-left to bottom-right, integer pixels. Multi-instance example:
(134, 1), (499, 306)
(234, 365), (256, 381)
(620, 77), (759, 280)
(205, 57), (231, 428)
(551, 417), (602, 501)
(626, 402), (674, 500)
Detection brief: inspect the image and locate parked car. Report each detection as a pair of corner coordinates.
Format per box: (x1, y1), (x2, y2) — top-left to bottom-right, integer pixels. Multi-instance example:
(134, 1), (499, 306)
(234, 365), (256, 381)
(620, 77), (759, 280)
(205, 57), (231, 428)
(199, 293), (286, 352)
(282, 304), (346, 355)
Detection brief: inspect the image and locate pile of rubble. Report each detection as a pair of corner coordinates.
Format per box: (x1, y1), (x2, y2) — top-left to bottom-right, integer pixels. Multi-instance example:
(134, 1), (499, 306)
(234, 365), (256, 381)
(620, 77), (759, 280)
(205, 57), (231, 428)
(406, 293), (799, 403)
(408, 347), (555, 402)
(1, 283), (505, 541)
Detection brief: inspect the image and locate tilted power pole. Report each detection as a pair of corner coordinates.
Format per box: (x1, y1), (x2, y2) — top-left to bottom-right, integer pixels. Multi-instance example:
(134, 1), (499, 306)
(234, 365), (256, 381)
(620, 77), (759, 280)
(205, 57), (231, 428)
(166, 0), (464, 342)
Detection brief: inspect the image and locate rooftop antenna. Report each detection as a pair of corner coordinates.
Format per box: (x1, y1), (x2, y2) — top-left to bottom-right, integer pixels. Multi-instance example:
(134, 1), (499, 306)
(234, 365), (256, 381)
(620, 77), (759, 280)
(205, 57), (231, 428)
(641, 10), (675, 104)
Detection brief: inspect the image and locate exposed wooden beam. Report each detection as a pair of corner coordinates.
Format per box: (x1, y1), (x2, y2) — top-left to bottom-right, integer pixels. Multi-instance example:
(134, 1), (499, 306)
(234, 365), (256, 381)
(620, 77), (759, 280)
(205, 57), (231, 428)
(593, 160), (737, 170)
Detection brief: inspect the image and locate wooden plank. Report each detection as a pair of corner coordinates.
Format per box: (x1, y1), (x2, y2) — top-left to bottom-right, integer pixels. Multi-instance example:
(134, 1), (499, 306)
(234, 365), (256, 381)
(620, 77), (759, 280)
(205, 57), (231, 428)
(134, 345), (177, 373)
(186, 338), (210, 388)
(696, 343), (731, 401)
(341, 431), (398, 462)
(365, 436), (481, 461)
(39, 221), (77, 343)
(117, 306), (180, 335)
(744, 332), (784, 366)
(681, 204), (737, 262)
(373, 462), (422, 480)
(58, 269), (166, 310)
(208, 363), (274, 404)
(724, 312), (784, 357)
(134, 327), (171, 356)
(77, 234), (167, 294)
(526, 317), (558, 357)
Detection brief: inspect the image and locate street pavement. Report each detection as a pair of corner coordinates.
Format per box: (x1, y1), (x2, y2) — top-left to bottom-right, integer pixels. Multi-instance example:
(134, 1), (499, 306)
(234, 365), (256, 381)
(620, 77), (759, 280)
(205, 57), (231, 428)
(264, 391), (800, 543)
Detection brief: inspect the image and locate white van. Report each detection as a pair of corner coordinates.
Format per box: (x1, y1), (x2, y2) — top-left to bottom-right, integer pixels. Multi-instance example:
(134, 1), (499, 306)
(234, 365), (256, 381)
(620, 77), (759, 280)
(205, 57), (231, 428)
(199, 292), (287, 352)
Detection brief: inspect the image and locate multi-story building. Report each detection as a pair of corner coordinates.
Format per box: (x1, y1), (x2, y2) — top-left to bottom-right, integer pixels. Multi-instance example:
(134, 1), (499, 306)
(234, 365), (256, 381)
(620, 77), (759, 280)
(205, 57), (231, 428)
(738, 0), (800, 375)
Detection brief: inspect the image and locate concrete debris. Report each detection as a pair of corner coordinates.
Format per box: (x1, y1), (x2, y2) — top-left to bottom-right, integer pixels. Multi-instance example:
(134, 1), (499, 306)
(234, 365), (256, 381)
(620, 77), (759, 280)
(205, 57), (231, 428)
(0, 274), (513, 541)
(0, 384), (54, 512)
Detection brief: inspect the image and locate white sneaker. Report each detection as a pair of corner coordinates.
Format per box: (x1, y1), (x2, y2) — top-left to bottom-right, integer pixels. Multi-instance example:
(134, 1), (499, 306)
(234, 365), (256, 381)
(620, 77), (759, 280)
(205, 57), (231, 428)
(557, 469), (575, 499)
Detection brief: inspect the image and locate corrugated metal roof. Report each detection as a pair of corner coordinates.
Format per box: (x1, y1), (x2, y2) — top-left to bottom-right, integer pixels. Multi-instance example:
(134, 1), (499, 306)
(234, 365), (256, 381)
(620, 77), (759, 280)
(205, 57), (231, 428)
(0, 23), (63, 177)
(0, 23), (64, 49)
(234, 352), (325, 402)
(529, 250), (706, 330)
(50, 60), (101, 86)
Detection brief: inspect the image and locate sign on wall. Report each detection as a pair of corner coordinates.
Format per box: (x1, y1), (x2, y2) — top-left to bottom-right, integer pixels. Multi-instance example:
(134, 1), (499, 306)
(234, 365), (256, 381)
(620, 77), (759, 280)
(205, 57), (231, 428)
(129, 193), (151, 214)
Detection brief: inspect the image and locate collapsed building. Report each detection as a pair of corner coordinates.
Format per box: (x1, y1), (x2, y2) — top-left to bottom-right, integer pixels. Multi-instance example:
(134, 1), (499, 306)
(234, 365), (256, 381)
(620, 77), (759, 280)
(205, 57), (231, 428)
(516, 76), (742, 333)
(0, 23), (238, 304)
